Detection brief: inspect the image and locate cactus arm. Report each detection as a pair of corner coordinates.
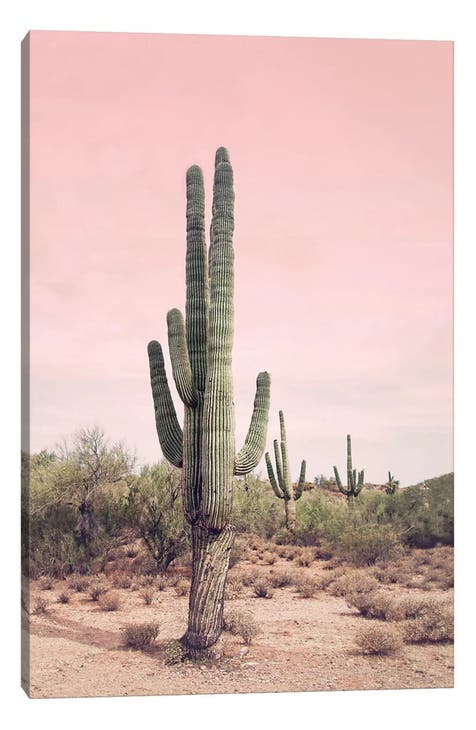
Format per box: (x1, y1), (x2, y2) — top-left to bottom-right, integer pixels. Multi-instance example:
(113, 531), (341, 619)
(234, 371), (271, 475)
(185, 165), (208, 391)
(279, 411), (292, 499)
(294, 459), (307, 500)
(266, 452), (284, 499)
(334, 465), (350, 496)
(166, 308), (197, 407)
(273, 439), (286, 494)
(202, 155), (235, 530)
(147, 340), (183, 468)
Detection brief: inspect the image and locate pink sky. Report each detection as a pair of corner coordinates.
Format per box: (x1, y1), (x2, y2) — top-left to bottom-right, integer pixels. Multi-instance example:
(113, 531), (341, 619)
(28, 31), (453, 486)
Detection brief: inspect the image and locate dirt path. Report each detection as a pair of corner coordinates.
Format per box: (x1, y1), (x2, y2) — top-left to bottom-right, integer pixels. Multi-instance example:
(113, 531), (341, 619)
(24, 571), (453, 698)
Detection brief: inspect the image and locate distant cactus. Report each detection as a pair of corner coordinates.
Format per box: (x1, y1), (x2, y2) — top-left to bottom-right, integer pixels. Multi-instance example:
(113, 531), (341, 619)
(385, 471), (399, 495)
(265, 410), (306, 531)
(333, 434), (364, 505)
(147, 148), (270, 656)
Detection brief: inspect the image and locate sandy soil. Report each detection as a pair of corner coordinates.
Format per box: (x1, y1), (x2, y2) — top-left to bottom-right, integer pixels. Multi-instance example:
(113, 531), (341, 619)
(23, 556), (453, 699)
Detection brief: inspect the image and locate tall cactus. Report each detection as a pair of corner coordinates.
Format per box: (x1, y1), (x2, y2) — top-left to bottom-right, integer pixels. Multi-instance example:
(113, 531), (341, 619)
(333, 434), (364, 505)
(265, 410), (306, 531)
(147, 148), (270, 656)
(385, 471), (399, 495)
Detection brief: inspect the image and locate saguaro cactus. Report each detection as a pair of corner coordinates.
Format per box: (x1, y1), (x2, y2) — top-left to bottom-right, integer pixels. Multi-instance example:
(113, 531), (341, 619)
(333, 434), (364, 505)
(385, 471), (399, 495)
(147, 148), (270, 656)
(265, 410), (306, 531)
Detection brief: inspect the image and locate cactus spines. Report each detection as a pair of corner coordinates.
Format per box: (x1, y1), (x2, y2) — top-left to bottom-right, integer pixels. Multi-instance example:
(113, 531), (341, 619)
(147, 148), (270, 655)
(385, 471), (399, 495)
(333, 434), (365, 505)
(265, 410), (306, 531)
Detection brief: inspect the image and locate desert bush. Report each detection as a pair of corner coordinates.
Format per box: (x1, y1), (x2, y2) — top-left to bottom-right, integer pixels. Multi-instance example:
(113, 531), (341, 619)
(229, 540), (244, 568)
(225, 575), (244, 600)
(223, 609), (260, 644)
(164, 639), (185, 665)
(99, 591), (121, 611)
(125, 544), (138, 558)
(155, 575), (168, 591)
(89, 581), (108, 601)
(124, 462), (189, 573)
(346, 591), (394, 620)
(296, 549), (314, 567)
(386, 596), (441, 622)
(295, 578), (319, 598)
(400, 601), (454, 643)
(355, 624), (403, 655)
(57, 591), (71, 604)
(123, 622), (159, 649)
(175, 580), (189, 596)
(269, 570), (294, 588)
(32, 597), (48, 614)
(141, 588), (154, 605)
(40, 577), (55, 591)
(263, 552), (276, 565)
(329, 524), (403, 566)
(329, 571), (379, 597)
(114, 574), (132, 589)
(253, 579), (274, 599)
(241, 569), (260, 587)
(233, 476), (282, 538)
(69, 576), (90, 593)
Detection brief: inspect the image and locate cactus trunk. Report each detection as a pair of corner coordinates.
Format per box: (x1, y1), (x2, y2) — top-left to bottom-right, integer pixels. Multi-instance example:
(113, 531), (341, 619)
(183, 524), (234, 655)
(147, 148), (270, 656)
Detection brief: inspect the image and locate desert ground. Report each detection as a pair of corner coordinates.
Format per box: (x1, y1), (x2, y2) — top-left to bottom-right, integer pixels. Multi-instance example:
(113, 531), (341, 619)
(22, 539), (454, 699)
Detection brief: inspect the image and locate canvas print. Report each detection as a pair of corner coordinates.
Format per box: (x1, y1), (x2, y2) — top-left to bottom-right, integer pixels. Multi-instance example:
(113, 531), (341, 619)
(21, 31), (453, 698)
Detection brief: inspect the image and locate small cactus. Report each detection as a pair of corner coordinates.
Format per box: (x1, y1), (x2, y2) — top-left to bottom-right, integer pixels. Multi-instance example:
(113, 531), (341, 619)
(265, 410), (306, 531)
(333, 434), (364, 505)
(385, 471), (399, 495)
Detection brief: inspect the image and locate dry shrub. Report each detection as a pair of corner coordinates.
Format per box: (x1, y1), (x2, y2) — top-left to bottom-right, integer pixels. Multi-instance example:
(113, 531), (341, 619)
(68, 576), (90, 593)
(355, 624), (403, 655)
(225, 575), (244, 600)
(263, 552), (276, 565)
(99, 591), (121, 611)
(253, 579), (274, 599)
(125, 545), (138, 558)
(156, 575), (168, 591)
(373, 563), (409, 585)
(386, 596), (442, 622)
(175, 580), (189, 596)
(123, 622), (159, 649)
(346, 591), (394, 620)
(57, 591), (71, 604)
(242, 569), (260, 587)
(402, 603), (454, 644)
(89, 581), (108, 602)
(40, 577), (55, 591)
(269, 570), (294, 588)
(229, 540), (244, 568)
(329, 571), (379, 597)
(223, 609), (260, 645)
(295, 578), (319, 598)
(33, 597), (48, 614)
(296, 550), (314, 567)
(248, 554), (258, 564)
(141, 588), (154, 605)
(114, 574), (132, 590)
